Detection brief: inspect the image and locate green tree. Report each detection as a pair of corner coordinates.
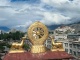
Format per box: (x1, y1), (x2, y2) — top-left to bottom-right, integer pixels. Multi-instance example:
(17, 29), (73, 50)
(23, 44), (30, 51)
(0, 31), (25, 40)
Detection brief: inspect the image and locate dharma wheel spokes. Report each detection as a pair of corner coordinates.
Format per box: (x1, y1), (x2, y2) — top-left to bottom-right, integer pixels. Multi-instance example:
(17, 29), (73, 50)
(32, 27), (44, 39)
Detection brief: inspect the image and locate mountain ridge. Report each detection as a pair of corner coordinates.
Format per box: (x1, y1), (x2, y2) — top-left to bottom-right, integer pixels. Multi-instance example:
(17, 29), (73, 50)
(0, 26), (10, 32)
(0, 22), (80, 32)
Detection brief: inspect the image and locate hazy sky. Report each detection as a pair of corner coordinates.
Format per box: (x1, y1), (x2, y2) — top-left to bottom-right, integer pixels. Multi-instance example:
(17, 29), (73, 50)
(0, 0), (80, 31)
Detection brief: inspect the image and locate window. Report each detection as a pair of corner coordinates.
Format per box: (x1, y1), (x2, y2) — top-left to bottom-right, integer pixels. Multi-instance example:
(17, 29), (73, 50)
(73, 44), (76, 48)
(49, 32), (54, 34)
(48, 40), (51, 44)
(65, 43), (68, 47)
(77, 45), (80, 49)
(73, 51), (76, 56)
(47, 45), (51, 49)
(52, 32), (53, 34)
(70, 49), (72, 54)
(65, 49), (68, 52)
(69, 44), (72, 48)
(78, 52), (80, 56)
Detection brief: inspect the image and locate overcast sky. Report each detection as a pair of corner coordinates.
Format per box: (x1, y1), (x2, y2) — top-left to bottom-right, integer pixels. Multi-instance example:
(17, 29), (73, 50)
(0, 0), (80, 31)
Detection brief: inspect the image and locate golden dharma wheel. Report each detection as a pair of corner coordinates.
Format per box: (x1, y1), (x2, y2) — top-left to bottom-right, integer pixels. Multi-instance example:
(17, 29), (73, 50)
(27, 21), (49, 45)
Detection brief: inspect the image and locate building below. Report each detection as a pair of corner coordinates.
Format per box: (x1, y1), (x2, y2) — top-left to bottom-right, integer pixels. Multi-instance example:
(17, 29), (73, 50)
(63, 34), (80, 59)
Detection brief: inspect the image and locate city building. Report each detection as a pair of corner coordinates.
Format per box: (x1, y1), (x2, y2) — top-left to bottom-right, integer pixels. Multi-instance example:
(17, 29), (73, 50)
(54, 34), (67, 42)
(63, 34), (80, 59)
(44, 37), (52, 49)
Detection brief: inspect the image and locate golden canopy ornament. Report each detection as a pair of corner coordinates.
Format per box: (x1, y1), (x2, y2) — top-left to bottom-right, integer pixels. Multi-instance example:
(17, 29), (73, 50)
(9, 21), (64, 53)
(27, 21), (49, 53)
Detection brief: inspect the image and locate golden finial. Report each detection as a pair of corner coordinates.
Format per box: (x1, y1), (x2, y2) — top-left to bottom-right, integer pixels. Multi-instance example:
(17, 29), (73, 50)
(27, 21), (48, 53)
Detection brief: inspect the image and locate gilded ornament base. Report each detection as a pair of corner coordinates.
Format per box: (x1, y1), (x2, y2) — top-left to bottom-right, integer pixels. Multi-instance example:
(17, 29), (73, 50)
(9, 49), (25, 53)
(51, 48), (64, 51)
(31, 45), (46, 53)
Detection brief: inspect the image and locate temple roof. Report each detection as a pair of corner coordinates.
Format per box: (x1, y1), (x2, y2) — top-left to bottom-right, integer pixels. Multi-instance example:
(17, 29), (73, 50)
(3, 51), (74, 60)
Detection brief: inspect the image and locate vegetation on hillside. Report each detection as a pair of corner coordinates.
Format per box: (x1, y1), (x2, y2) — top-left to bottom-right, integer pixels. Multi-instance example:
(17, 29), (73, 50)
(0, 31), (25, 40)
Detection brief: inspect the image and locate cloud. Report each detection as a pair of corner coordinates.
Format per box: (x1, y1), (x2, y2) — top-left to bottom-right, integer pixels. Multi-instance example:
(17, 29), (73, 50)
(41, 0), (80, 22)
(0, 0), (10, 6)
(41, 0), (69, 5)
(0, 0), (80, 31)
(41, 12), (71, 25)
(14, 20), (33, 31)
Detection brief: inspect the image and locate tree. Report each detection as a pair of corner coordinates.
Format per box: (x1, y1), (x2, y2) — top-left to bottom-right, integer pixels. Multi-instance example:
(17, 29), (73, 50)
(23, 44), (30, 51)
(0, 31), (25, 40)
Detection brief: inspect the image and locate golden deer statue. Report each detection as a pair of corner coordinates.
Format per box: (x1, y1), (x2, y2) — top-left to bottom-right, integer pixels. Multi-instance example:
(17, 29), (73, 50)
(9, 36), (27, 53)
(49, 36), (64, 51)
(11, 37), (26, 50)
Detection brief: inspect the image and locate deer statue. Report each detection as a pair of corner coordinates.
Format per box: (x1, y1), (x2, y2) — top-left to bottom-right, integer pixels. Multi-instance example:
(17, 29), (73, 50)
(11, 36), (26, 50)
(49, 36), (64, 51)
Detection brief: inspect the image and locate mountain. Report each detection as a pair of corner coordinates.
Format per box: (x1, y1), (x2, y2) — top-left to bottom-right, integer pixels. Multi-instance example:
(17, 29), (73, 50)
(0, 22), (79, 32)
(0, 26), (10, 32)
(68, 22), (80, 33)
(47, 22), (80, 32)
(47, 25), (61, 30)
